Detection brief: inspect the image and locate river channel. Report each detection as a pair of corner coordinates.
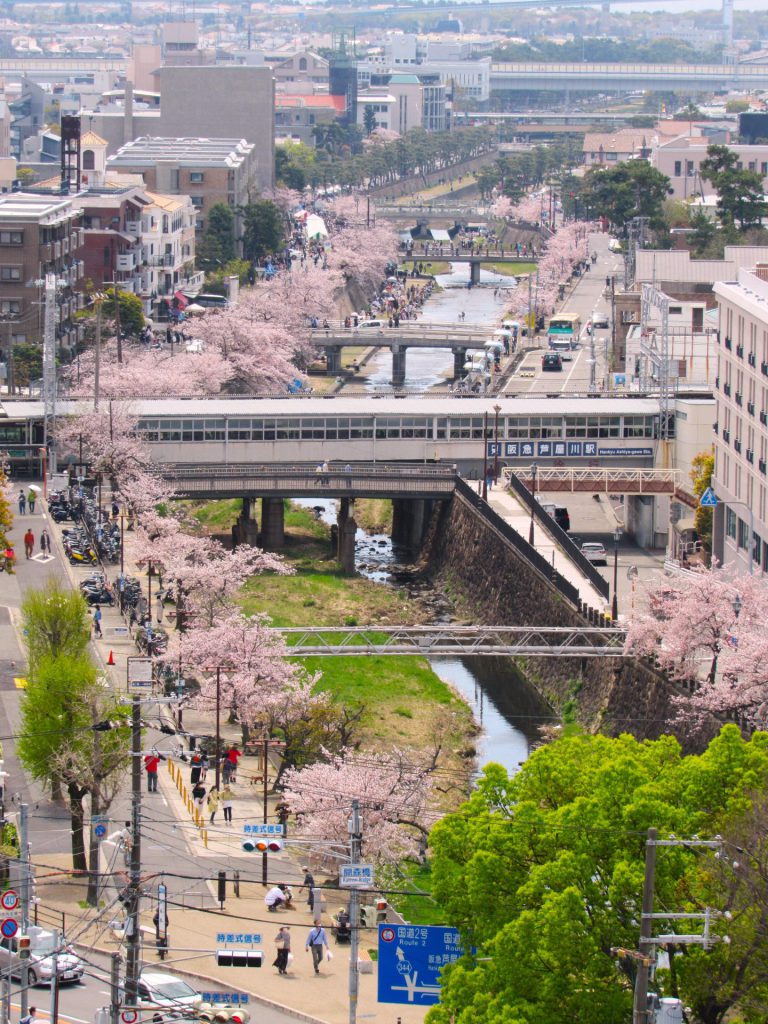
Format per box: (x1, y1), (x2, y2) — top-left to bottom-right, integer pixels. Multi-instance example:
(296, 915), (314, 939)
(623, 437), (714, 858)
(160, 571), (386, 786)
(304, 264), (552, 774)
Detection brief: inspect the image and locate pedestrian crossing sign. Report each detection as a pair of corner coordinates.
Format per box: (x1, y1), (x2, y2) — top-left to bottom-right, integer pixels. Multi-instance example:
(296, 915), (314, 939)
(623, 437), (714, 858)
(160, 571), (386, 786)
(699, 487), (718, 508)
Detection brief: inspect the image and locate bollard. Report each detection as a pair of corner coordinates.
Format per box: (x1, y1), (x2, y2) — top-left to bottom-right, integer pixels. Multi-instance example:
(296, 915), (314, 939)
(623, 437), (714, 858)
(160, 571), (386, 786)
(233, 870), (240, 898)
(203, 829), (208, 849)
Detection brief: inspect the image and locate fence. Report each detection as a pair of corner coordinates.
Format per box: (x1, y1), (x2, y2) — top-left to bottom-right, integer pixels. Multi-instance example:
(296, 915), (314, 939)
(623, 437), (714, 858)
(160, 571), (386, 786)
(167, 759), (208, 848)
(505, 471), (610, 601)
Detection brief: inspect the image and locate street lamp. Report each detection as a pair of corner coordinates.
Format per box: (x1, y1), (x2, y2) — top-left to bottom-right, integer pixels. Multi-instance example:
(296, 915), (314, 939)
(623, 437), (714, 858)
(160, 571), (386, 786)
(528, 462), (538, 545)
(493, 403), (501, 483)
(481, 410), (489, 500)
(612, 527), (622, 623)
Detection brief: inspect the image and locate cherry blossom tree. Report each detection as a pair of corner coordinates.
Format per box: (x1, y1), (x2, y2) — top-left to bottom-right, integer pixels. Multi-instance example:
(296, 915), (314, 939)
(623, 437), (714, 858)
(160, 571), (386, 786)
(625, 567), (768, 727)
(283, 748), (436, 863)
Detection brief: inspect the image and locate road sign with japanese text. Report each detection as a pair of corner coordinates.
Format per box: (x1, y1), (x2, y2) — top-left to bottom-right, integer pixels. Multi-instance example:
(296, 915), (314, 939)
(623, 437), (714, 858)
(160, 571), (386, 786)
(340, 864), (374, 889)
(377, 924), (466, 1005)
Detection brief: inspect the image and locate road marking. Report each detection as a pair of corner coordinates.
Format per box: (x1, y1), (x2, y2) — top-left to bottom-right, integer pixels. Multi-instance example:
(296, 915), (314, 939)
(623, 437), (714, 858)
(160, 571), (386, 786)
(13, 678), (27, 689)
(563, 348), (585, 388)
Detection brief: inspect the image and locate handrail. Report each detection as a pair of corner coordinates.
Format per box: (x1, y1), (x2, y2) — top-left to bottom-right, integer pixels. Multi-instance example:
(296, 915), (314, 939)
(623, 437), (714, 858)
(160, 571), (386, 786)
(505, 471), (610, 600)
(454, 477), (581, 607)
(159, 462), (458, 479)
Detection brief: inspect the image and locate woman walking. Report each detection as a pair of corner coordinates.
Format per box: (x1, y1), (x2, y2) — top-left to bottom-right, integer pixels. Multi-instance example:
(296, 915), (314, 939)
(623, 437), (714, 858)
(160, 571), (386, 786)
(207, 787), (219, 824)
(221, 784), (234, 825)
(273, 926), (291, 976)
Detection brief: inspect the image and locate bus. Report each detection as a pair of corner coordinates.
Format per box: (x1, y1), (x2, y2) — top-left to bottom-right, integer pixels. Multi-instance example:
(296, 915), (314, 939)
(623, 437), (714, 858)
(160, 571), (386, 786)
(547, 314), (582, 359)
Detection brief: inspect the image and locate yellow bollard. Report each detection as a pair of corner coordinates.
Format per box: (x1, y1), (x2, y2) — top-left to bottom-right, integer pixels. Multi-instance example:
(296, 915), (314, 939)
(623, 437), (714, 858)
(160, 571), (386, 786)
(202, 828), (208, 849)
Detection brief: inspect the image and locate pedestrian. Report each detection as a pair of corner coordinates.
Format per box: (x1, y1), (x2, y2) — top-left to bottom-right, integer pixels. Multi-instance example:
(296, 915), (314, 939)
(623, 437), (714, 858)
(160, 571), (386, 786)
(3, 545), (15, 573)
(27, 489), (36, 513)
(190, 754), (202, 785)
(19, 1006), (38, 1024)
(301, 865), (316, 911)
(274, 925), (291, 975)
(207, 786), (219, 824)
(92, 604), (103, 638)
(321, 459), (329, 487)
(200, 750), (209, 782)
(305, 920), (330, 975)
(221, 784), (234, 824)
(156, 591), (164, 623)
(39, 529), (50, 555)
(23, 528), (34, 559)
(265, 885), (287, 912)
(192, 782), (206, 815)
(144, 753), (160, 792)
(153, 907), (169, 960)
(17, 491), (25, 515)
(223, 745), (241, 783)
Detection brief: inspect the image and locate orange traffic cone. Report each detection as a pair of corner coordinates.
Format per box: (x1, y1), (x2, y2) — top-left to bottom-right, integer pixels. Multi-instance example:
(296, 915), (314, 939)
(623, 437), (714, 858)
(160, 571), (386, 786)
(107, 650), (115, 666)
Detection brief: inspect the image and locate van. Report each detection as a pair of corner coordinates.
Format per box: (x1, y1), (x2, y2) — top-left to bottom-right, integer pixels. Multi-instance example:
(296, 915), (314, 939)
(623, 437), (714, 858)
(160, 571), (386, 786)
(541, 353), (562, 371)
(0, 926), (84, 986)
(188, 293), (229, 309)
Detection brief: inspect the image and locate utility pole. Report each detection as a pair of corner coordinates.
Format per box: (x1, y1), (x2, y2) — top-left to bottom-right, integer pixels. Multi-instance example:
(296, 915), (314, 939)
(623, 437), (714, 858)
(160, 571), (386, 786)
(48, 928), (60, 1024)
(348, 800), (362, 1024)
(124, 697), (142, 1006)
(632, 827), (657, 1024)
(19, 802), (30, 1019)
(109, 953), (121, 1024)
(113, 280), (122, 364)
(94, 293), (103, 411)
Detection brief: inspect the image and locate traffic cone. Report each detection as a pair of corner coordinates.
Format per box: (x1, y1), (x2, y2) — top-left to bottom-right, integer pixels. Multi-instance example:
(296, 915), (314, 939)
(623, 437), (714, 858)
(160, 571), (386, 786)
(107, 650), (115, 666)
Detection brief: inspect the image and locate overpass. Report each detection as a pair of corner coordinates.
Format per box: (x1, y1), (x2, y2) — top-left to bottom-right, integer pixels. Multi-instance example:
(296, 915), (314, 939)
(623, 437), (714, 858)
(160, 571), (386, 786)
(490, 62), (768, 95)
(311, 325), (497, 383)
(507, 467), (679, 495)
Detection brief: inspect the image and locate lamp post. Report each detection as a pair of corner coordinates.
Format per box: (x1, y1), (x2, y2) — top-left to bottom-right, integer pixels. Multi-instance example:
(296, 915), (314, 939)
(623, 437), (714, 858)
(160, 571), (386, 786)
(528, 462), (538, 545)
(38, 446), (47, 498)
(493, 403), (501, 483)
(481, 410), (489, 500)
(612, 526), (622, 623)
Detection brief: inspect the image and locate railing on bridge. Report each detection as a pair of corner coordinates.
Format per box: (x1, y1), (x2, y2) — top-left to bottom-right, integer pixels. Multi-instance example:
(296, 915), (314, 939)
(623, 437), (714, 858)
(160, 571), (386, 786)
(281, 624), (626, 657)
(159, 462), (459, 498)
(506, 467), (679, 495)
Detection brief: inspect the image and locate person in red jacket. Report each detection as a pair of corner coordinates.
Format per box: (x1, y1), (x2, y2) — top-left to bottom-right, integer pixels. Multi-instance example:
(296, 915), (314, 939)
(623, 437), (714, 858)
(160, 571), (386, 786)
(144, 753), (160, 792)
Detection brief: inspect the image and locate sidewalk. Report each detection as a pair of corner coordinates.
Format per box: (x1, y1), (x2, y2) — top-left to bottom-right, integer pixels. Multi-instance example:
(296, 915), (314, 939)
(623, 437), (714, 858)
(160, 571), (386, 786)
(485, 486), (608, 611)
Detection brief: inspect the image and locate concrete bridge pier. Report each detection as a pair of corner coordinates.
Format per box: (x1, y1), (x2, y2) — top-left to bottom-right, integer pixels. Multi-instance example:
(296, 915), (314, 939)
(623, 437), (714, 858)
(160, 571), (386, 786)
(233, 496), (259, 547)
(469, 260), (481, 286)
(391, 345), (407, 387)
(337, 497), (357, 575)
(392, 498), (433, 553)
(453, 349), (467, 379)
(261, 497), (285, 550)
(325, 347), (341, 375)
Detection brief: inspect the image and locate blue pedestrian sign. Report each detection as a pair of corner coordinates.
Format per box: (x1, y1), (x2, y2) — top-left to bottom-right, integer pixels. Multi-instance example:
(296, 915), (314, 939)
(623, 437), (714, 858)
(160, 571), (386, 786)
(699, 487), (718, 508)
(377, 924), (466, 1005)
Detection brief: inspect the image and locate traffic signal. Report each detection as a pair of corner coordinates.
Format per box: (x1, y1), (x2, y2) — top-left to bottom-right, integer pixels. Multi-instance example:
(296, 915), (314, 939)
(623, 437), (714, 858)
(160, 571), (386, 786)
(18, 936), (30, 960)
(216, 949), (263, 967)
(199, 1005), (251, 1023)
(241, 837), (283, 853)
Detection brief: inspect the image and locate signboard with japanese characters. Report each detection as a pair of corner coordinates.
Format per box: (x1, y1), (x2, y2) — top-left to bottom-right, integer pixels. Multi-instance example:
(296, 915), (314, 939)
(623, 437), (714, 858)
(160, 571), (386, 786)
(340, 863), (375, 888)
(378, 925), (466, 1005)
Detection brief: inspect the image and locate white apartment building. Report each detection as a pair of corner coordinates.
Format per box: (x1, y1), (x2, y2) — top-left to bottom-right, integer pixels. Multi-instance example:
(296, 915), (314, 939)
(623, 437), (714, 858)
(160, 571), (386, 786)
(712, 266), (768, 573)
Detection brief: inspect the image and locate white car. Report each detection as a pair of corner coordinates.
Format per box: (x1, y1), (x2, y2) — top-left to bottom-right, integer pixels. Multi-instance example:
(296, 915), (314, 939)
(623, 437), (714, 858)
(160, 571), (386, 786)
(121, 971), (203, 1021)
(581, 542), (608, 565)
(592, 311), (610, 329)
(356, 319), (386, 330)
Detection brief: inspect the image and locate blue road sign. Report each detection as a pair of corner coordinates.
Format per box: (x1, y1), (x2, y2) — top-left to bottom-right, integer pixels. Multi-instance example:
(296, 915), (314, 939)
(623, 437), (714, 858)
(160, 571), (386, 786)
(93, 815), (108, 840)
(1, 919), (18, 938)
(377, 924), (465, 1005)
(699, 487), (718, 508)
(242, 824), (284, 836)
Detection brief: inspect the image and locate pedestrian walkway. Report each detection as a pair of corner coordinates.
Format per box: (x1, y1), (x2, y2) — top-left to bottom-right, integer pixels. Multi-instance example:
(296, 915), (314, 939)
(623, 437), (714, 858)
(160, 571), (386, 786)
(485, 485), (608, 611)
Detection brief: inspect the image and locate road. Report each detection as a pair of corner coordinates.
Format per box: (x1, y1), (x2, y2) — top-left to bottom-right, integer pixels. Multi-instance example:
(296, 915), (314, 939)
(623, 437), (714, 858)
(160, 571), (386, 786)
(503, 233), (623, 396)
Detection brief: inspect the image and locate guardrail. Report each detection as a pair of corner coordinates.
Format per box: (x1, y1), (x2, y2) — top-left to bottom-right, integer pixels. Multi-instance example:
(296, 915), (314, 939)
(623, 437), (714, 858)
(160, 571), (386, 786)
(505, 471), (610, 600)
(454, 477), (581, 607)
(162, 462), (456, 479)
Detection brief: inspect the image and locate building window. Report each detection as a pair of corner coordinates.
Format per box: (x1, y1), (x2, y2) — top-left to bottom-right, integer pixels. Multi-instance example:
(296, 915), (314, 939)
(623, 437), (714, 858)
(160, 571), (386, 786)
(191, 197), (204, 208)
(189, 172), (204, 184)
(738, 517), (749, 549)
(0, 232), (22, 245)
(674, 160), (681, 176)
(299, 57), (307, 70)
(0, 267), (20, 281)
(83, 149), (95, 170)
(754, 532), (762, 565)
(726, 507), (737, 540)
(0, 300), (20, 314)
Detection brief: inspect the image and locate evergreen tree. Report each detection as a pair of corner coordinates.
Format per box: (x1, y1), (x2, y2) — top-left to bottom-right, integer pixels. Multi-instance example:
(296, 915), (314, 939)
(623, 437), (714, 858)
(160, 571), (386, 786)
(197, 202), (236, 273)
(363, 105), (377, 136)
(240, 199), (285, 262)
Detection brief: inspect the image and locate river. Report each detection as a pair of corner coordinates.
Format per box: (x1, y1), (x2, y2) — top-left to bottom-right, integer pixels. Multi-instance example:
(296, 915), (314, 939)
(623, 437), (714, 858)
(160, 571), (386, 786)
(301, 263), (552, 775)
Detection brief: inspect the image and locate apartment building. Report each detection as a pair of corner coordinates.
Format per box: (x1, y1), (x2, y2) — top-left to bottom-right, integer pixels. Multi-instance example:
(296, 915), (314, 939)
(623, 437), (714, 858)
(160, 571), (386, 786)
(0, 192), (85, 355)
(106, 137), (257, 242)
(712, 266), (768, 574)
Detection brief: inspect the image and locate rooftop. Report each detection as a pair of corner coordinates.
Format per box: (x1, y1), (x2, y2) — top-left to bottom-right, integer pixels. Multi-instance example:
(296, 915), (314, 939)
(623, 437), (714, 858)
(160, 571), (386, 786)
(0, 191), (77, 224)
(108, 136), (254, 170)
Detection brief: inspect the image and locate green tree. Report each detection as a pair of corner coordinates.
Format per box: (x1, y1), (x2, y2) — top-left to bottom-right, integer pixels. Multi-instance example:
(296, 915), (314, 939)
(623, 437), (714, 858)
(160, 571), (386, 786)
(240, 199), (285, 262)
(690, 209), (720, 257)
(102, 287), (144, 338)
(580, 160), (672, 233)
(690, 449), (715, 554)
(11, 342), (42, 388)
(17, 652), (130, 901)
(363, 104), (377, 136)
(701, 144), (768, 230)
(197, 202), (236, 273)
(20, 578), (90, 674)
(427, 728), (768, 1024)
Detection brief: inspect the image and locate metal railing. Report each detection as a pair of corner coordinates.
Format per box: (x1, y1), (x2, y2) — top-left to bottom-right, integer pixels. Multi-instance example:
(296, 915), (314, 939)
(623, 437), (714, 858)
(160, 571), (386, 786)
(454, 477), (581, 607)
(505, 471), (610, 600)
(506, 467), (679, 495)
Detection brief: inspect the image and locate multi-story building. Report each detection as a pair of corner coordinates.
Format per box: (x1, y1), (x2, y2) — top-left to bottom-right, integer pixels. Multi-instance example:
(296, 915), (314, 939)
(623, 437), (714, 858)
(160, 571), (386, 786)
(712, 266), (768, 574)
(0, 192), (85, 357)
(106, 137), (258, 242)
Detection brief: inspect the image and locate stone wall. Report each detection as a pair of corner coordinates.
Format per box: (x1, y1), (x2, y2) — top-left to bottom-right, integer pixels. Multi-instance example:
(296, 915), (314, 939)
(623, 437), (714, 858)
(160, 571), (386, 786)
(422, 488), (686, 744)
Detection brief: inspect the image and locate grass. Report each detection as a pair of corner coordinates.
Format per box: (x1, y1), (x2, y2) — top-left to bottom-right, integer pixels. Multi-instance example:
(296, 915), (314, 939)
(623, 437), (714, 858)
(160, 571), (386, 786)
(400, 259), (452, 275)
(390, 860), (446, 926)
(488, 260), (537, 277)
(354, 498), (394, 534)
(186, 498), (241, 533)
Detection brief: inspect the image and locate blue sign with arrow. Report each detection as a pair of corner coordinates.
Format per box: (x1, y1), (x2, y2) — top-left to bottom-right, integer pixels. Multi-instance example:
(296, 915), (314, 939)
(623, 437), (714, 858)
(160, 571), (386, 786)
(699, 487), (718, 508)
(377, 924), (466, 1005)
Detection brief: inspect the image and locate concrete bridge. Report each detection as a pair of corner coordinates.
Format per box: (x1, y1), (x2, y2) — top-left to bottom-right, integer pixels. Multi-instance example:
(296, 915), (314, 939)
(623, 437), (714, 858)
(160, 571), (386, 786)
(311, 325), (497, 384)
(159, 462), (455, 572)
(375, 204), (489, 220)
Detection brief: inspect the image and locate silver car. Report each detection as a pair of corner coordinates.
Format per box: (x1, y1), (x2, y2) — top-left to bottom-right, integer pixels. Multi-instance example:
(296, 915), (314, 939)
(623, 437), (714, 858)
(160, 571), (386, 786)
(0, 926), (84, 986)
(581, 542), (608, 565)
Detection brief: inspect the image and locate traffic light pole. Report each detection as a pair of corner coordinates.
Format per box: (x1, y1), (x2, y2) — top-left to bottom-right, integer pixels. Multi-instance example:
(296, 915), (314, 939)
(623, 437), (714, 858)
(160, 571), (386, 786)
(19, 802), (29, 1019)
(348, 800), (362, 1024)
(125, 696), (142, 1006)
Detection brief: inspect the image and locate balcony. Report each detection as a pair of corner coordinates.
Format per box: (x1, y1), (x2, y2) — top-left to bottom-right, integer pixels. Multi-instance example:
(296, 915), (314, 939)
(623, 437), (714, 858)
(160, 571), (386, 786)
(748, 401), (756, 416)
(736, 344), (744, 358)
(724, 382), (732, 396)
(53, 241), (61, 259)
(150, 254), (175, 268)
(761, 459), (767, 476)
(761, 411), (768, 426)
(713, 422), (719, 434)
(762, 362), (768, 377)
(125, 221), (141, 235)
(736, 392), (743, 406)
(734, 438), (742, 453)
(725, 336), (732, 350)
(40, 242), (52, 262)
(723, 429), (731, 443)
(116, 253), (136, 272)
(747, 449), (755, 464)
(749, 353), (757, 368)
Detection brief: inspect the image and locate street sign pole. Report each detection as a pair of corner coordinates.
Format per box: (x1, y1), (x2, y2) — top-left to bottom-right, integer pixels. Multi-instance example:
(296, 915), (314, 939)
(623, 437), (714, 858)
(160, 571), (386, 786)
(19, 803), (29, 1019)
(348, 800), (362, 1024)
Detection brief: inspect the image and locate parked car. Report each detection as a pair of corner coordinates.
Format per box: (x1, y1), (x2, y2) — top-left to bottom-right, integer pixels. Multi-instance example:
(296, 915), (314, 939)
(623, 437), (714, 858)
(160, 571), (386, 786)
(592, 311), (610, 329)
(540, 503), (571, 531)
(0, 926), (84, 986)
(541, 352), (563, 371)
(356, 319), (386, 330)
(121, 971), (203, 1020)
(581, 541), (608, 565)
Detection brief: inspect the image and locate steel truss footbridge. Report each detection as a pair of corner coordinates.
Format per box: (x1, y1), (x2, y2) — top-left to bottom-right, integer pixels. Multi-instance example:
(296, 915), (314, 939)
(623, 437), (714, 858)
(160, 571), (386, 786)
(282, 625), (627, 657)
